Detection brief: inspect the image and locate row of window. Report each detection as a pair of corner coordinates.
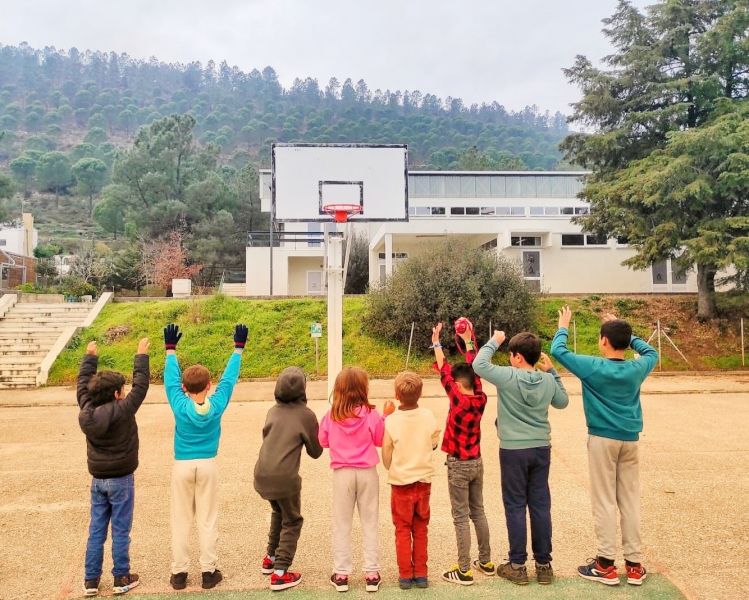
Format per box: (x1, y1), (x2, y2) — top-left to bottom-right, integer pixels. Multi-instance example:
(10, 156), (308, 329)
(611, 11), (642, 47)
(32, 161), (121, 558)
(508, 235), (624, 247)
(408, 206), (590, 217)
(408, 174), (584, 199)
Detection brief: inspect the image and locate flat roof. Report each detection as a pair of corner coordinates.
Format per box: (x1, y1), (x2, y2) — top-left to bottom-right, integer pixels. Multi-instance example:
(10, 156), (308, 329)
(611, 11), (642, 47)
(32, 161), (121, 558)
(259, 169), (590, 176)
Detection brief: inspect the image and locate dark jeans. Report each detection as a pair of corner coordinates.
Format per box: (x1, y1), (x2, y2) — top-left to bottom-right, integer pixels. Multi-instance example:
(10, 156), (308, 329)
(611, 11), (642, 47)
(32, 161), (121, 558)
(391, 482), (431, 580)
(499, 447), (552, 565)
(85, 474), (135, 580)
(447, 457), (491, 571)
(266, 493), (303, 570)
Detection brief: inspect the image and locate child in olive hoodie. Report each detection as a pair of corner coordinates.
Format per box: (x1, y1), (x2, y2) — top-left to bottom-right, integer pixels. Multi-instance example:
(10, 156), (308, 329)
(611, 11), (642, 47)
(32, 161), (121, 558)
(473, 330), (568, 586)
(254, 367), (323, 592)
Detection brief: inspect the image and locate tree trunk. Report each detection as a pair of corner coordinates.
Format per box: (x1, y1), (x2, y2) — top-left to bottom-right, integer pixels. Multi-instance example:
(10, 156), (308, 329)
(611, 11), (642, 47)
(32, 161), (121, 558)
(696, 263), (718, 321)
(89, 193), (93, 216)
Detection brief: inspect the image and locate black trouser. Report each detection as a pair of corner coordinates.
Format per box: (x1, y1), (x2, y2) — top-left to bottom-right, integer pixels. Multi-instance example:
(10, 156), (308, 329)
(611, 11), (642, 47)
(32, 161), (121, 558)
(499, 447), (552, 565)
(266, 493), (303, 570)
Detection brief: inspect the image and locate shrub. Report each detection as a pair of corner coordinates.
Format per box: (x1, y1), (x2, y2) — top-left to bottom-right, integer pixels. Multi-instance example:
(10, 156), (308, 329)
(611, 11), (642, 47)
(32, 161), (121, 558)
(365, 238), (536, 350)
(58, 276), (97, 298)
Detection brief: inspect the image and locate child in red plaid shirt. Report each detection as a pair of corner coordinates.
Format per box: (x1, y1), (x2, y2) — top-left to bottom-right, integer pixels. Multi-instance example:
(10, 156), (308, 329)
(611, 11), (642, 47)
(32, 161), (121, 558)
(432, 321), (494, 586)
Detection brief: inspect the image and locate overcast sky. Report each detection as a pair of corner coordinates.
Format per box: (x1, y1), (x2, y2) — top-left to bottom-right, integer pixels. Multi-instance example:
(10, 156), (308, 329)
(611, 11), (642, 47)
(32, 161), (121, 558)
(0, 0), (649, 116)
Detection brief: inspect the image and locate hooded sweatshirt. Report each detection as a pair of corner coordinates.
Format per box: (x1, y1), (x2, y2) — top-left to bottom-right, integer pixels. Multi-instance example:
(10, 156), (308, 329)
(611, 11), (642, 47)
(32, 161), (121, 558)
(318, 405), (385, 469)
(473, 339), (569, 449)
(254, 367), (323, 500)
(164, 351), (241, 460)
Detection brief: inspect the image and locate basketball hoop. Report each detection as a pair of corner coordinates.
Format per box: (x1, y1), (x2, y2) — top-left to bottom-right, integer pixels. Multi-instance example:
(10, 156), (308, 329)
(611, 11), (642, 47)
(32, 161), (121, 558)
(322, 203), (363, 223)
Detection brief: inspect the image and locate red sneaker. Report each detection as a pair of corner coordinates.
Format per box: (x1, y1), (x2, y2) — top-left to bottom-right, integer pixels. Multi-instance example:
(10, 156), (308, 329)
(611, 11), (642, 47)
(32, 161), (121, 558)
(270, 571), (301, 591)
(626, 564), (647, 586)
(262, 555), (275, 575)
(577, 558), (620, 585)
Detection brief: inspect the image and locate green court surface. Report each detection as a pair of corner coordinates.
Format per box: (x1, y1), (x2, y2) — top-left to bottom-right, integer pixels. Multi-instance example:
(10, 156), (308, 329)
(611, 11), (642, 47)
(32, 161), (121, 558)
(134, 574), (685, 600)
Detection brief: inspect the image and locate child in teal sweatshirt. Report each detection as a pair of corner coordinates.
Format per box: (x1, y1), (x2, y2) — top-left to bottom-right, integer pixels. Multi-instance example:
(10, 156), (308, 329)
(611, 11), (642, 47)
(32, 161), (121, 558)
(550, 307), (657, 588)
(163, 323), (247, 592)
(473, 330), (568, 586)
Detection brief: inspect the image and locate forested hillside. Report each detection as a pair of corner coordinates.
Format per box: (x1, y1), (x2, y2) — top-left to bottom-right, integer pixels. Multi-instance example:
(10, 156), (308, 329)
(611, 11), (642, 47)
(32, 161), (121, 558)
(0, 42), (570, 293)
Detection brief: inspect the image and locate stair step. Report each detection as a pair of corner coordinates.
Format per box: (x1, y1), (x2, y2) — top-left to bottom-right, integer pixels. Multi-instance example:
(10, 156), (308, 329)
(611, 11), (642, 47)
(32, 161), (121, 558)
(0, 367), (40, 377)
(0, 356), (44, 365)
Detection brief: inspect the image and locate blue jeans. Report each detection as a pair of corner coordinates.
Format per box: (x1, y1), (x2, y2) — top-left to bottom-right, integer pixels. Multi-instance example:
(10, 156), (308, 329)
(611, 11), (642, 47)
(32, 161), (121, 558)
(499, 447), (552, 565)
(84, 474), (135, 579)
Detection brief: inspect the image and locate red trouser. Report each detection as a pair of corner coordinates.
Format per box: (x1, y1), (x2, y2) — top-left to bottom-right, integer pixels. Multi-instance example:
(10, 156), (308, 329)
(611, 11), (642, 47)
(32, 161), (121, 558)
(390, 482), (431, 580)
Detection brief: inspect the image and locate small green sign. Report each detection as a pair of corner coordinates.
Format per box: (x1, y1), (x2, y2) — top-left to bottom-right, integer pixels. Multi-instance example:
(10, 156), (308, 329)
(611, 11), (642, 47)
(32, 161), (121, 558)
(310, 322), (323, 338)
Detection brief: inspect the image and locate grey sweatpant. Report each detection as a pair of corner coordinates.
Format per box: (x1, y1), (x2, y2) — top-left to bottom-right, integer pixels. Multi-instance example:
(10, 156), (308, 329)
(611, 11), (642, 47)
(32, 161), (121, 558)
(447, 456), (491, 571)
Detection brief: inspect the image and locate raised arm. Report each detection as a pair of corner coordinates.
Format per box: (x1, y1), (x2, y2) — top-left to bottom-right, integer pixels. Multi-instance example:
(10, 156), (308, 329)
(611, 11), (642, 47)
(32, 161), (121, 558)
(209, 324), (247, 412)
(77, 341), (99, 408)
(431, 322), (446, 369)
(473, 330), (514, 386)
(537, 352), (569, 409)
(631, 335), (658, 379)
(163, 324), (184, 409)
(121, 338), (151, 415)
(549, 306), (597, 379)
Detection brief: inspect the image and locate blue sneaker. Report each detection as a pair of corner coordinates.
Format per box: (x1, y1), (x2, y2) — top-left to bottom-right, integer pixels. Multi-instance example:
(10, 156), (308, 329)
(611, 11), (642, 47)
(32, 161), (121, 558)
(578, 558), (620, 586)
(398, 578), (413, 589)
(412, 577), (428, 588)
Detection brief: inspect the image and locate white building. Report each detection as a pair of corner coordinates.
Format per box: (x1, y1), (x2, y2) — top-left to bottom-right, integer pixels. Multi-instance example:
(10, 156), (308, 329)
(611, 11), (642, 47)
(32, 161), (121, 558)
(0, 213), (38, 256)
(245, 170), (700, 296)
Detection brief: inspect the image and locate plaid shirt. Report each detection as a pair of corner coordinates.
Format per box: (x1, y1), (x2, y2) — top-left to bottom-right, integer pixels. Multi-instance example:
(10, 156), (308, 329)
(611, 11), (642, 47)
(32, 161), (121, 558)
(435, 350), (487, 460)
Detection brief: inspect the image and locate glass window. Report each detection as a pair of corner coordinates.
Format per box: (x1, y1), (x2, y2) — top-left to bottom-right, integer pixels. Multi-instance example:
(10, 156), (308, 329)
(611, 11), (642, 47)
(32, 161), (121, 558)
(482, 238), (498, 250)
(511, 236), (541, 247)
(519, 177), (535, 197)
(408, 207), (416, 216)
(307, 222), (322, 247)
(460, 176), (476, 197)
(561, 234), (585, 246)
(431, 207), (445, 215)
(445, 176), (461, 196)
(529, 207), (544, 216)
(506, 177), (521, 197)
(616, 236), (629, 245)
(490, 176), (506, 197)
(429, 175), (445, 196)
(535, 176), (552, 197)
(496, 206), (510, 215)
(450, 207), (465, 215)
(475, 176), (490, 197)
(480, 207), (495, 215)
(414, 207), (430, 216)
(671, 262), (688, 284)
(510, 207), (525, 216)
(466, 207), (480, 215)
(652, 260), (668, 284)
(575, 206), (590, 215)
(561, 207), (575, 215)
(586, 234), (608, 246)
(544, 207), (560, 215)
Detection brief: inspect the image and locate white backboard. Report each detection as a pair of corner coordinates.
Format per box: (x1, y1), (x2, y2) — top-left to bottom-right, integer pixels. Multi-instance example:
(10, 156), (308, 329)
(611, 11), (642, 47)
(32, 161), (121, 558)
(272, 143), (409, 222)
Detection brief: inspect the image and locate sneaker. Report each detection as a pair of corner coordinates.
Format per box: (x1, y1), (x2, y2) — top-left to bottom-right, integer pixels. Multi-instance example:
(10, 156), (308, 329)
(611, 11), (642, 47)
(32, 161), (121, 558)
(270, 571), (302, 591)
(330, 573), (349, 592)
(365, 573), (381, 592)
(441, 566), (474, 586)
(497, 562), (529, 585)
(536, 562), (554, 585)
(262, 555), (275, 575)
(472, 559), (496, 576)
(398, 578), (413, 590)
(412, 576), (429, 588)
(626, 564), (647, 586)
(578, 558), (619, 586)
(83, 577), (100, 597)
(169, 572), (187, 590)
(201, 569), (223, 590)
(112, 574), (140, 595)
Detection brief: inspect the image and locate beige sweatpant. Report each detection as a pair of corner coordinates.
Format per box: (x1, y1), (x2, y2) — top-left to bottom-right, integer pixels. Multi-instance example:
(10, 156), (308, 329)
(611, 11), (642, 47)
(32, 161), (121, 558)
(332, 466), (381, 575)
(171, 458), (219, 574)
(587, 435), (642, 563)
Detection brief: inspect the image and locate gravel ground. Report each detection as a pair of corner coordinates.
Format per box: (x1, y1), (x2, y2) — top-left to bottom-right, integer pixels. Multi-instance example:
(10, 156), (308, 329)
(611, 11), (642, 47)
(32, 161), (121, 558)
(0, 373), (747, 600)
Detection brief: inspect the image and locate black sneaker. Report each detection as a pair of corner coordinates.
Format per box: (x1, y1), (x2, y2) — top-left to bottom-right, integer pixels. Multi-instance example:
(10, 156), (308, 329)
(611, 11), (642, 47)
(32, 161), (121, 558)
(536, 562), (554, 585)
(398, 578), (412, 590)
(330, 573), (349, 592)
(441, 566), (474, 586)
(202, 569), (223, 589)
(83, 577), (100, 597)
(170, 572), (188, 590)
(472, 559), (496, 576)
(365, 573), (381, 592)
(413, 576), (428, 588)
(497, 562), (529, 585)
(112, 574), (140, 595)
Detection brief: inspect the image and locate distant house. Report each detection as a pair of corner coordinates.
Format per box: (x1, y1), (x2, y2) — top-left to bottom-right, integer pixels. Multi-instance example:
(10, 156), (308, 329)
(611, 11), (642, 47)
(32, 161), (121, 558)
(0, 213), (37, 288)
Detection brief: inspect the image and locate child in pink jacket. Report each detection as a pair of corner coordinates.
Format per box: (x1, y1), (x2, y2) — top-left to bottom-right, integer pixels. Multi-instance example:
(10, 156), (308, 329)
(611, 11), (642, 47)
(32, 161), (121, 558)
(319, 367), (394, 593)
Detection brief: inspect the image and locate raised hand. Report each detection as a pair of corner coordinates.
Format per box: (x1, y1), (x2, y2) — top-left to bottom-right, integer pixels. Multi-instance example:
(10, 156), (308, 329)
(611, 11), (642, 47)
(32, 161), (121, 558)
(492, 330), (506, 346)
(558, 306), (573, 329)
(137, 337), (150, 355)
(86, 341), (98, 356)
(164, 323), (182, 350)
(234, 324), (249, 349)
(383, 400), (396, 416)
(536, 352), (554, 372)
(431, 322), (443, 345)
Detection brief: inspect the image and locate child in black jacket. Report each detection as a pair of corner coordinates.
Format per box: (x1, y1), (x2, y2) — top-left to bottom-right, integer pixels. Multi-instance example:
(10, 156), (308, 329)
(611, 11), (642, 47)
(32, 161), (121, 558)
(78, 338), (150, 597)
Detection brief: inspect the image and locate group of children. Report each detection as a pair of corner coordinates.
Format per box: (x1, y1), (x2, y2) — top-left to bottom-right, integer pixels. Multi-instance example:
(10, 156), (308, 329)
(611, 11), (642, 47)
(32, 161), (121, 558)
(76, 306), (657, 595)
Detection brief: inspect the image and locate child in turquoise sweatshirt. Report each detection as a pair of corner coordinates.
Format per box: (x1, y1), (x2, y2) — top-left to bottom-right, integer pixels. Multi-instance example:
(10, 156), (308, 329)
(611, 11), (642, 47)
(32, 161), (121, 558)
(163, 323), (247, 592)
(550, 307), (657, 588)
(473, 330), (568, 586)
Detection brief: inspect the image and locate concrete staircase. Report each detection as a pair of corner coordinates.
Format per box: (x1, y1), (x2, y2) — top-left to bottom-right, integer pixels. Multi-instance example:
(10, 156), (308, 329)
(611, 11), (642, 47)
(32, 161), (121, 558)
(0, 301), (92, 389)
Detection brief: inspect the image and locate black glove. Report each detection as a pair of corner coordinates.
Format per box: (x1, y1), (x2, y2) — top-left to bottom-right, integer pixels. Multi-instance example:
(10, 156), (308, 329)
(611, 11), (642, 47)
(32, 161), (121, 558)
(234, 324), (248, 349)
(164, 324), (182, 350)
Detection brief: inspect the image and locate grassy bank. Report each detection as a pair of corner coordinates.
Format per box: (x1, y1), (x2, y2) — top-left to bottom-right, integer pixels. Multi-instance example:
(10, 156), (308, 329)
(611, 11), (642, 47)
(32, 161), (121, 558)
(48, 293), (748, 385)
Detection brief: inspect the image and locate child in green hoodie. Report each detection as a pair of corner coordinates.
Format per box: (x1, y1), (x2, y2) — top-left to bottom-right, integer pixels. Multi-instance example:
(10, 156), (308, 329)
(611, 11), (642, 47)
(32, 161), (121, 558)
(550, 307), (657, 587)
(473, 330), (568, 586)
